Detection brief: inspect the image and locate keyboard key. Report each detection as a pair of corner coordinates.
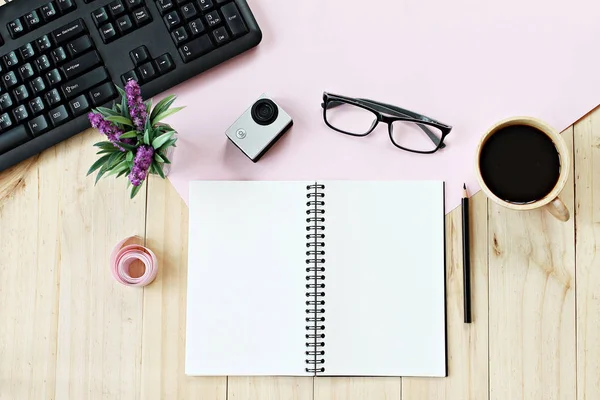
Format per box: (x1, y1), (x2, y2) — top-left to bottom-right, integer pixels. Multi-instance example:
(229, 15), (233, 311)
(155, 53), (174, 74)
(164, 11), (181, 31)
(92, 7), (110, 27)
(51, 47), (67, 64)
(62, 51), (101, 80)
(13, 85), (30, 102)
(221, 3), (247, 37)
(137, 62), (157, 83)
(0, 93), (13, 112)
(132, 7), (152, 27)
(0, 124), (30, 155)
(35, 55), (52, 73)
(205, 10), (221, 27)
(109, 0), (126, 17)
(45, 69), (62, 86)
(125, 0), (143, 10)
(56, 0), (76, 13)
(36, 35), (53, 52)
(18, 63), (35, 81)
(2, 71), (19, 89)
(116, 15), (134, 34)
(29, 97), (45, 114)
(19, 43), (36, 61)
(213, 26), (229, 45)
(41, 2), (59, 22)
(156, 0), (174, 15)
(49, 105), (69, 126)
(121, 70), (138, 84)
(181, 3), (198, 20)
(24, 11), (42, 31)
(28, 114), (49, 136)
(0, 113), (13, 131)
(8, 19), (25, 39)
(89, 82), (117, 106)
(67, 35), (93, 57)
(178, 35), (214, 63)
(171, 27), (189, 45)
(45, 89), (61, 106)
(130, 46), (150, 66)
(61, 66), (108, 99)
(100, 23), (118, 43)
(3, 52), (19, 69)
(13, 105), (29, 123)
(68, 94), (90, 116)
(188, 18), (205, 37)
(30, 77), (46, 94)
(52, 19), (87, 45)
(198, 0), (213, 11)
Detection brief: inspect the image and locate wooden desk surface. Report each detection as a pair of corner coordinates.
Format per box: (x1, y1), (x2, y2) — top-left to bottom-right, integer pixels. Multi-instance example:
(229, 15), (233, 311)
(0, 104), (599, 400)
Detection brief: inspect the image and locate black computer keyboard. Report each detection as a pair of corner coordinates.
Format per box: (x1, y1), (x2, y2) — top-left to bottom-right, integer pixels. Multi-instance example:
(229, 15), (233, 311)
(0, 0), (261, 171)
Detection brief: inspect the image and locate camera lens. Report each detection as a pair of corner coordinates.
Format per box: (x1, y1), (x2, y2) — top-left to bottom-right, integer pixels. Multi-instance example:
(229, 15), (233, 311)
(251, 99), (279, 126)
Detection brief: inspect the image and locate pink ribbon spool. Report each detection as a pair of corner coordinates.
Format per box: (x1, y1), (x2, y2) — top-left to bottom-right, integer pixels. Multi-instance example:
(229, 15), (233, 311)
(110, 237), (158, 287)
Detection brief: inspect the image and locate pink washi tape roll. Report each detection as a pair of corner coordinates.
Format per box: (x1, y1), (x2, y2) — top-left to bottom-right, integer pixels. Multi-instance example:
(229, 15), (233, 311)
(110, 236), (158, 287)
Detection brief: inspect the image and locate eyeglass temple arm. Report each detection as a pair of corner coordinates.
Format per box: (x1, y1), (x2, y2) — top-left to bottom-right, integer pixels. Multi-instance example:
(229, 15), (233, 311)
(323, 99), (446, 149)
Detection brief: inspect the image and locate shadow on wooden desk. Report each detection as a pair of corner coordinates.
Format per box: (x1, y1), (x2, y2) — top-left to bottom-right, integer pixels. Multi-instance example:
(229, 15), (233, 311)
(1, 106), (599, 399)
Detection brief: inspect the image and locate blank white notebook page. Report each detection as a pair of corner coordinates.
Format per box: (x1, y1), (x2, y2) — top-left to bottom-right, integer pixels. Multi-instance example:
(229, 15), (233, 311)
(323, 181), (446, 377)
(186, 181), (311, 376)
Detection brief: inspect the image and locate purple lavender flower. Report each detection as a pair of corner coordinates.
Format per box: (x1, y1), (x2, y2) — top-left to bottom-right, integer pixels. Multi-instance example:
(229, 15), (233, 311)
(125, 80), (147, 132)
(128, 145), (154, 186)
(88, 112), (127, 151)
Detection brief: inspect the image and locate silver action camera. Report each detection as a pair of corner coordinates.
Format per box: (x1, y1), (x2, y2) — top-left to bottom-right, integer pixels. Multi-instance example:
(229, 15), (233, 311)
(225, 94), (293, 162)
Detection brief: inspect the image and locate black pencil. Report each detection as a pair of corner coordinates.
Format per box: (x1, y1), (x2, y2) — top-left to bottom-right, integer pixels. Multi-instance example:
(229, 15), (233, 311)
(462, 184), (472, 323)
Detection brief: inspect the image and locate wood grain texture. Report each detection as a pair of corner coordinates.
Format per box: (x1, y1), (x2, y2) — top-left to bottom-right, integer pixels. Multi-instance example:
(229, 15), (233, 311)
(402, 192), (488, 400)
(314, 377), (401, 400)
(574, 111), (600, 400)
(142, 176), (227, 400)
(488, 127), (576, 400)
(0, 129), (146, 400)
(228, 377), (313, 400)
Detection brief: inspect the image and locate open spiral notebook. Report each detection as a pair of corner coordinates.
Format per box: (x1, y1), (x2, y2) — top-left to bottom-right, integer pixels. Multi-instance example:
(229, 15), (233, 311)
(186, 181), (447, 377)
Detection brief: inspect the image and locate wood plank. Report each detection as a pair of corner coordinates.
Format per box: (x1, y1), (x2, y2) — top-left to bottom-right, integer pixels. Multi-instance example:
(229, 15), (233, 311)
(228, 377), (313, 400)
(0, 156), (56, 400)
(488, 127), (576, 400)
(314, 377), (401, 400)
(142, 176), (226, 400)
(51, 130), (147, 400)
(402, 192), (489, 399)
(574, 110), (600, 400)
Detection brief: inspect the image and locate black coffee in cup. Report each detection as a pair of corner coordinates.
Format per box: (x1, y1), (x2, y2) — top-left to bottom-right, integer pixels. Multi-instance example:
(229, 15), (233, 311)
(479, 125), (561, 204)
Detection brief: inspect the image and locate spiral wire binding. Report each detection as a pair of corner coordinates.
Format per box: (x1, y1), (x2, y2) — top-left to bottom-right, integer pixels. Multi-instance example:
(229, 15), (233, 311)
(305, 183), (326, 374)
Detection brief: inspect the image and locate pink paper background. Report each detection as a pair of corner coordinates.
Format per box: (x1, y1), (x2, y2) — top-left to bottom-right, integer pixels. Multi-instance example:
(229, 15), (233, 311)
(161, 0), (600, 212)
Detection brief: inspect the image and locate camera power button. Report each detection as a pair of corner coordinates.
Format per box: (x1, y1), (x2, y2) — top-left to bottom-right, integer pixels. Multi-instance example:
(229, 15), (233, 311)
(236, 129), (247, 139)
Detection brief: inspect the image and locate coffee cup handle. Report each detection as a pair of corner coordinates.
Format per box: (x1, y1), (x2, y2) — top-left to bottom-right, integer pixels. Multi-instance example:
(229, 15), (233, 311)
(545, 197), (570, 222)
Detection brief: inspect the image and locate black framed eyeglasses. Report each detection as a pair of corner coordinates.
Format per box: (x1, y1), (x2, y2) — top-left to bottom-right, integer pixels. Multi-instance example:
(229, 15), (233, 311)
(321, 92), (452, 154)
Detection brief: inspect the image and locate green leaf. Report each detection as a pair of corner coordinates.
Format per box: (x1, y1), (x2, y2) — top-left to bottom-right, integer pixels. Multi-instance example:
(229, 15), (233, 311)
(115, 141), (138, 151)
(150, 95), (176, 122)
(117, 169), (129, 178)
(116, 85), (127, 98)
(160, 154), (171, 164)
(144, 112), (151, 132)
(126, 151), (134, 162)
(95, 165), (108, 185)
(106, 160), (130, 177)
(145, 99), (152, 116)
(130, 183), (143, 199)
(158, 138), (177, 152)
(95, 106), (121, 119)
(119, 130), (137, 139)
(153, 162), (166, 179)
(154, 153), (165, 163)
(121, 91), (129, 121)
(143, 128), (151, 145)
(87, 154), (111, 176)
(105, 115), (133, 127)
(151, 106), (185, 125)
(151, 131), (174, 150)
